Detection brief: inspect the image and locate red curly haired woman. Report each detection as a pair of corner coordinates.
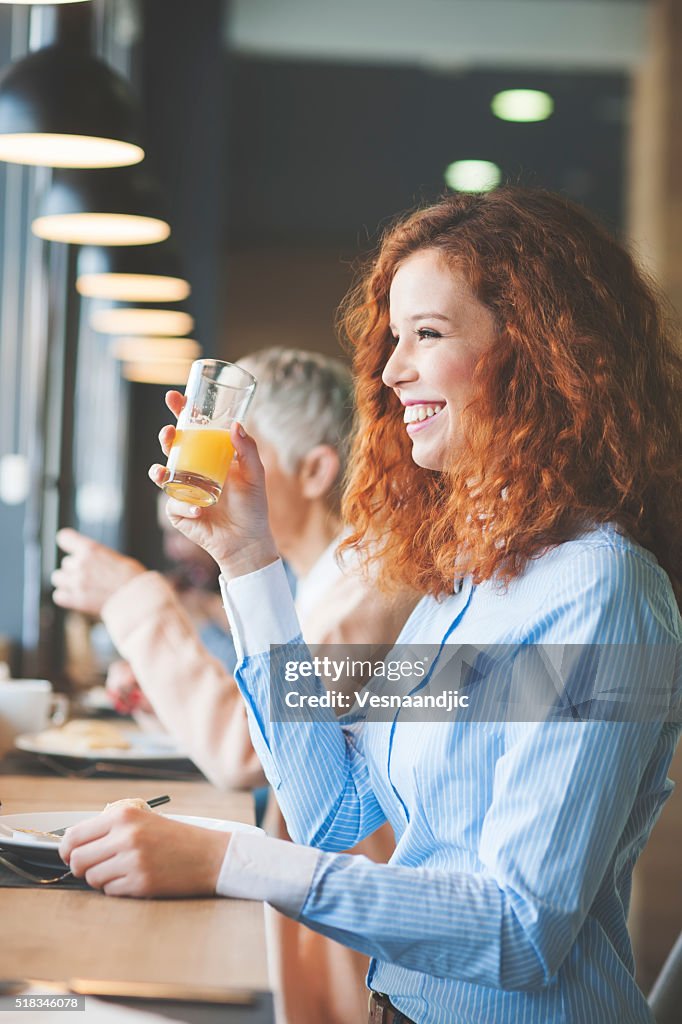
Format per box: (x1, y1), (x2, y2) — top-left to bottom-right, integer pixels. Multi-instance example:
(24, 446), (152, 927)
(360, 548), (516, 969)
(61, 188), (682, 1024)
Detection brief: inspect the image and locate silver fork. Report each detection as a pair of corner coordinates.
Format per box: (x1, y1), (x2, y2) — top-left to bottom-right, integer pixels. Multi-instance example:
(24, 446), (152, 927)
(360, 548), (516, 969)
(0, 852), (73, 885)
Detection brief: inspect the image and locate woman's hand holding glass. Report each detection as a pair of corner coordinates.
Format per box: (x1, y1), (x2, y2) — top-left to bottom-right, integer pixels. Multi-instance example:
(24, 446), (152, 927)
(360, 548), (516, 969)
(149, 391), (278, 581)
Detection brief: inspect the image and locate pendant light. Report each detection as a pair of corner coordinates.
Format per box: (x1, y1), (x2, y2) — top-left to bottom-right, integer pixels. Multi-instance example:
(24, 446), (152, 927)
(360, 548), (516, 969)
(32, 167), (170, 246)
(90, 306), (194, 337)
(110, 337), (201, 362)
(0, 44), (143, 168)
(76, 243), (191, 303)
(123, 359), (195, 385)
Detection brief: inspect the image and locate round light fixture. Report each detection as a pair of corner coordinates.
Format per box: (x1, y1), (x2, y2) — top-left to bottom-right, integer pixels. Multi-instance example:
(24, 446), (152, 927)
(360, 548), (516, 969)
(77, 271), (190, 302)
(123, 359), (195, 385)
(32, 167), (170, 246)
(491, 89), (554, 123)
(0, 453), (30, 506)
(77, 271), (189, 300)
(34, 214), (168, 245)
(0, 45), (143, 168)
(91, 308), (194, 336)
(76, 482), (123, 525)
(76, 243), (190, 302)
(444, 160), (501, 193)
(110, 337), (201, 362)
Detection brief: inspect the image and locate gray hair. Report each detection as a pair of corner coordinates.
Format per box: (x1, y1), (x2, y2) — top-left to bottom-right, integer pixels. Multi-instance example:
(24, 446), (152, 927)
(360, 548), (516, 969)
(235, 347), (354, 476)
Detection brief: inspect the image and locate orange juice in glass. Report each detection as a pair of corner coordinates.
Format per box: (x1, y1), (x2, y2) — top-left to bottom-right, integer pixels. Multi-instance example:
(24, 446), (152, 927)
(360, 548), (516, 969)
(164, 359), (256, 506)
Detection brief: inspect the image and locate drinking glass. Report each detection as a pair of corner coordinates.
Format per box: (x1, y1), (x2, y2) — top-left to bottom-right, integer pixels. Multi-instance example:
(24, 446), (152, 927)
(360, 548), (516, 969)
(163, 359), (256, 507)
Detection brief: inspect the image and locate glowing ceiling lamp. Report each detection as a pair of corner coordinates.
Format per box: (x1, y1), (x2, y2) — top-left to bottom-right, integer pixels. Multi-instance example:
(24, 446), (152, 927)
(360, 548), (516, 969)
(32, 167), (170, 245)
(0, 454), (30, 506)
(444, 160), (501, 193)
(0, 45), (143, 168)
(76, 243), (191, 302)
(78, 272), (189, 301)
(491, 89), (554, 123)
(91, 307), (194, 337)
(123, 359), (195, 385)
(110, 337), (201, 362)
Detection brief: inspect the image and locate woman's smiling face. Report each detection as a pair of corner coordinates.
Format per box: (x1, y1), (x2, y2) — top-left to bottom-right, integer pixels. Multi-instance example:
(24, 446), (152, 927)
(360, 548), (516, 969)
(383, 248), (498, 471)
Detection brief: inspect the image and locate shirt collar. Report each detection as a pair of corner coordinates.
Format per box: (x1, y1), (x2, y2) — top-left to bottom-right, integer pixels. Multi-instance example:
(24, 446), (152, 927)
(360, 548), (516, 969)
(294, 532), (350, 620)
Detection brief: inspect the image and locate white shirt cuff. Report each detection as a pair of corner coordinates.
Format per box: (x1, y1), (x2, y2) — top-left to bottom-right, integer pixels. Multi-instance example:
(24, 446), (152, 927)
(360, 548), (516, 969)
(220, 559), (301, 661)
(216, 832), (321, 915)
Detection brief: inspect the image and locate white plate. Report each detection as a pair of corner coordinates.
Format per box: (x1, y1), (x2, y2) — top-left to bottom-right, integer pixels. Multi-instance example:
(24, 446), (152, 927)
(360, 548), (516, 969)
(0, 810), (262, 869)
(15, 729), (188, 763)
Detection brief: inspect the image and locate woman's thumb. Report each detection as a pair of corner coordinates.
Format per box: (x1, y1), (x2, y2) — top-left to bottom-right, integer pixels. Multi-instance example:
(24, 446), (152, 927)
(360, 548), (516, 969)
(231, 421), (261, 473)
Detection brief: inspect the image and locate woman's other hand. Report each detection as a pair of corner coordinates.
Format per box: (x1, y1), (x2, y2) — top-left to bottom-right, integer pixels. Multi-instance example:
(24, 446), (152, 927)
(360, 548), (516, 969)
(60, 804), (230, 898)
(149, 390), (278, 580)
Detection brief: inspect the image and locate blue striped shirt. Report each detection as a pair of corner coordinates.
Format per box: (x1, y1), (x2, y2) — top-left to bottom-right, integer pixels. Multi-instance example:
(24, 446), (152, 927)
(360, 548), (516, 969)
(219, 522), (681, 1023)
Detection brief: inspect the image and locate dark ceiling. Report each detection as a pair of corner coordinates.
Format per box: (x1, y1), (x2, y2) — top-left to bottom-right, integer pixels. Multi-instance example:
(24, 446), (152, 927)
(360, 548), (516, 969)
(226, 57), (629, 250)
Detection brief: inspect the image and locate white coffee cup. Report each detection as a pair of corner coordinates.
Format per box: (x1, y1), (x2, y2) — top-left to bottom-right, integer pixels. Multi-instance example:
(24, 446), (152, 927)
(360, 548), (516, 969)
(0, 680), (69, 756)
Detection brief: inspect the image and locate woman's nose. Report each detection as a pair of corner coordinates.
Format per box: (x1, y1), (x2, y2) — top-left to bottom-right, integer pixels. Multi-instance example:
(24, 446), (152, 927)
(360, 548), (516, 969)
(382, 339), (417, 390)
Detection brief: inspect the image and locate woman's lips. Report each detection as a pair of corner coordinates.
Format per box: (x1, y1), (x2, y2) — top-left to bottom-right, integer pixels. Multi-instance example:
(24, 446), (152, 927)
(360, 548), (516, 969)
(405, 406), (445, 435)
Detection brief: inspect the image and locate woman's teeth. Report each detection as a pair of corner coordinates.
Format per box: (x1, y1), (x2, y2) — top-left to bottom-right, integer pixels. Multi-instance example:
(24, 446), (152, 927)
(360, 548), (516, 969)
(403, 403), (444, 424)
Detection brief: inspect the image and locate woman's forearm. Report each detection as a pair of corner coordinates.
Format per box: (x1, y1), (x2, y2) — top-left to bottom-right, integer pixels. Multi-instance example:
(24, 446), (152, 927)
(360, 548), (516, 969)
(221, 559), (387, 848)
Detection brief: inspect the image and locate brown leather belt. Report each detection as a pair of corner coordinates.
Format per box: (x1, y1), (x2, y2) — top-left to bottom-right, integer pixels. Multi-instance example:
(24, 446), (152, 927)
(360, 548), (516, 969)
(368, 991), (416, 1024)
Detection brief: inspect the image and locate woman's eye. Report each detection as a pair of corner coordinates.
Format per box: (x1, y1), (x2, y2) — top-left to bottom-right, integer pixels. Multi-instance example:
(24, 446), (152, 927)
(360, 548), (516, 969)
(416, 328), (441, 340)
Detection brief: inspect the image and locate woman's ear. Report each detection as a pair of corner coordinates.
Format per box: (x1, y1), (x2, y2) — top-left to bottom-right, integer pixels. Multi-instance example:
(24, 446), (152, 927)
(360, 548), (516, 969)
(297, 445), (341, 501)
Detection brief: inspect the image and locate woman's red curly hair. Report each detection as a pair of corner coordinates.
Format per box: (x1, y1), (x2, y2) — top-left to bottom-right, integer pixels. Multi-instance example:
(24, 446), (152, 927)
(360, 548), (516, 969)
(339, 187), (682, 604)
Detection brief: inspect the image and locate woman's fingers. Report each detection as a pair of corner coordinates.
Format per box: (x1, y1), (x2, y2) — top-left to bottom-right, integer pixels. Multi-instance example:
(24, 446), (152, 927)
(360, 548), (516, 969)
(165, 496), (202, 520)
(230, 422), (263, 480)
(158, 423), (175, 456)
(84, 855), (126, 892)
(69, 835), (122, 880)
(165, 390), (185, 419)
(60, 812), (115, 865)
(148, 464), (170, 489)
(147, 465), (203, 518)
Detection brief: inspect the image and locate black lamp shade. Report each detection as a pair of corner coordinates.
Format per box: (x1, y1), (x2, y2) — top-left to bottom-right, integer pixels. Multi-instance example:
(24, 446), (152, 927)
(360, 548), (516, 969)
(77, 241), (184, 280)
(0, 45), (143, 167)
(32, 167), (171, 245)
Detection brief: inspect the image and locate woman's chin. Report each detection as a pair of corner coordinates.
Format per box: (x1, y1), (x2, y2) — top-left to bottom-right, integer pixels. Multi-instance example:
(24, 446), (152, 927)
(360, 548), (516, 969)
(409, 443), (445, 472)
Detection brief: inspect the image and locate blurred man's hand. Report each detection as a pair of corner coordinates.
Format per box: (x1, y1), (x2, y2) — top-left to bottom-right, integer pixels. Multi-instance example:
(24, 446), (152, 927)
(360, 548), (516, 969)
(52, 528), (146, 616)
(105, 659), (154, 716)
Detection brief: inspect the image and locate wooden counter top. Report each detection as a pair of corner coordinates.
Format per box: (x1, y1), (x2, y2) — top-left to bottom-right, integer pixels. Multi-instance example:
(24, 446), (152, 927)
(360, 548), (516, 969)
(0, 775), (269, 1000)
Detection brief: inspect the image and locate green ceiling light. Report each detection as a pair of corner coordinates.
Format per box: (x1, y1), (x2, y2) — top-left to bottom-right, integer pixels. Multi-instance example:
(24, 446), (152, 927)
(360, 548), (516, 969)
(0, 45), (143, 168)
(32, 167), (170, 245)
(90, 307), (194, 337)
(77, 243), (191, 303)
(444, 160), (501, 193)
(491, 89), (554, 123)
